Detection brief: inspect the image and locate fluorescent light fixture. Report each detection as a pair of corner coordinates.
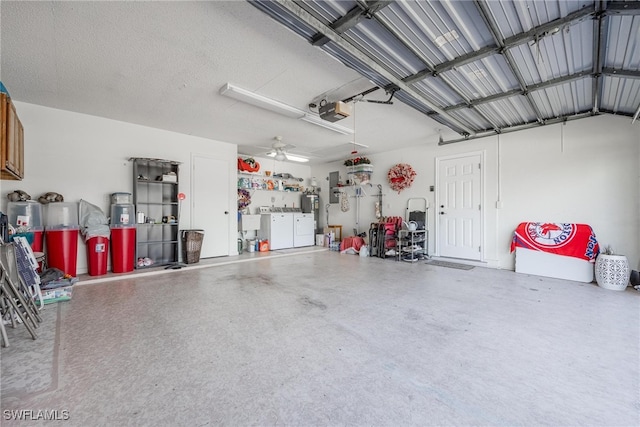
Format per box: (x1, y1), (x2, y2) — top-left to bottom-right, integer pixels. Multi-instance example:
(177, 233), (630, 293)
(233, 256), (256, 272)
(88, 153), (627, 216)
(220, 83), (354, 135)
(220, 83), (304, 119)
(301, 113), (354, 135)
(266, 152), (309, 163)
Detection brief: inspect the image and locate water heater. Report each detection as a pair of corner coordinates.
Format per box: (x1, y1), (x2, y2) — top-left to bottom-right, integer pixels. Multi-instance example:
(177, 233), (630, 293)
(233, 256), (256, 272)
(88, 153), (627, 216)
(301, 193), (321, 233)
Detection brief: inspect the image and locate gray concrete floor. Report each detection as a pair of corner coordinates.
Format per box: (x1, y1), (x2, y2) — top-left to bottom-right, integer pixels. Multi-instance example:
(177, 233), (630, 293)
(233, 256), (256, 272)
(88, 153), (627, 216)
(1, 249), (639, 426)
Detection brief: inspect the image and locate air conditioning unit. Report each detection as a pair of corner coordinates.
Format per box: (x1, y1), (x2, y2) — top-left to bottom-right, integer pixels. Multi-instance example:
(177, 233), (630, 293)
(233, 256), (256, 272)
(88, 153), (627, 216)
(319, 101), (351, 122)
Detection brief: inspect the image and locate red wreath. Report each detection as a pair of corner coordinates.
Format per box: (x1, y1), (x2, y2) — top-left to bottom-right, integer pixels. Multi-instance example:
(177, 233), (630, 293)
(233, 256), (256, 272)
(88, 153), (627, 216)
(388, 163), (416, 193)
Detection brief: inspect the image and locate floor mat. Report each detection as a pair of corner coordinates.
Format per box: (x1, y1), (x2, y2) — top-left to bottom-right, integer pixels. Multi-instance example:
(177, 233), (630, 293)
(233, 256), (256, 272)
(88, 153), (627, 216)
(425, 260), (475, 270)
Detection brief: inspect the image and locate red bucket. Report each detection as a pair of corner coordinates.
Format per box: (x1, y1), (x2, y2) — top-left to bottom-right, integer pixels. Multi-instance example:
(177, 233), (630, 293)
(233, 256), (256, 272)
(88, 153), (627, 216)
(45, 228), (79, 277)
(110, 226), (136, 273)
(31, 229), (44, 252)
(87, 236), (109, 276)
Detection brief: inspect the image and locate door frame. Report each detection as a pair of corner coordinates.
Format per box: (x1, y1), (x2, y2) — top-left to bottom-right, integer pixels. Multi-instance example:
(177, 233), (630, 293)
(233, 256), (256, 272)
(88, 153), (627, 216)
(434, 150), (485, 261)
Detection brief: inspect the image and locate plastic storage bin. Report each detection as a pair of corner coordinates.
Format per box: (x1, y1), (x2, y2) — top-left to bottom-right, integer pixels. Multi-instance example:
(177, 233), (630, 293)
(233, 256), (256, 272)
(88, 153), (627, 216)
(44, 202), (79, 229)
(110, 204), (135, 226)
(87, 236), (109, 276)
(8, 201), (43, 229)
(7, 201), (44, 251)
(110, 226), (136, 273)
(181, 229), (204, 264)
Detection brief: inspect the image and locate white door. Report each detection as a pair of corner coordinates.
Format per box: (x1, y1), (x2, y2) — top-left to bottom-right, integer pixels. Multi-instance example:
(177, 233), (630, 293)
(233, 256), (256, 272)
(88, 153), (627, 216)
(437, 154), (482, 260)
(192, 155), (230, 258)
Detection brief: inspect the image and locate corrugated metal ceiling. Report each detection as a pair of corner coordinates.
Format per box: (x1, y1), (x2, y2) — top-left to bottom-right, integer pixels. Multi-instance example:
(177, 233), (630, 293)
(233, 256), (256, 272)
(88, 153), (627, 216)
(251, 0), (640, 143)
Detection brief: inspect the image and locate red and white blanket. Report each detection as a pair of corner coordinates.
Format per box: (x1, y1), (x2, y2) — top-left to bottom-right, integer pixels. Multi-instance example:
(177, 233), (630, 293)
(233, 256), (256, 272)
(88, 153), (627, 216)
(510, 222), (600, 262)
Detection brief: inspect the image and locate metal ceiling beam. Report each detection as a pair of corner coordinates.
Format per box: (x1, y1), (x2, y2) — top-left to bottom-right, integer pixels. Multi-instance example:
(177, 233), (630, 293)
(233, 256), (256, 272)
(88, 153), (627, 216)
(502, 6), (596, 48)
(473, 0), (546, 125)
(373, 10), (502, 131)
(446, 73), (587, 111)
(272, 0), (476, 135)
(592, 3), (608, 114)
(431, 46), (500, 77)
(310, 1), (393, 46)
(443, 71), (592, 112)
(602, 68), (640, 79)
(404, 5), (597, 80)
(605, 1), (640, 15)
(525, 72), (591, 92)
(438, 111), (596, 145)
(444, 89), (522, 112)
(600, 108), (637, 119)
(389, 2), (596, 127)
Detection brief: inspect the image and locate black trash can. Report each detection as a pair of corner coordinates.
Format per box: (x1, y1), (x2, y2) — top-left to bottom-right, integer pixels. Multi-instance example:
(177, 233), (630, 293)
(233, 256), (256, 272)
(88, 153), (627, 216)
(181, 229), (204, 264)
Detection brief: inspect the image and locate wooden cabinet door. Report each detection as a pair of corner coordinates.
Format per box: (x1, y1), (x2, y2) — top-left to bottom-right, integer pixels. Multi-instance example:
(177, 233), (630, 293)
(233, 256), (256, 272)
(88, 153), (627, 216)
(1, 93), (24, 180)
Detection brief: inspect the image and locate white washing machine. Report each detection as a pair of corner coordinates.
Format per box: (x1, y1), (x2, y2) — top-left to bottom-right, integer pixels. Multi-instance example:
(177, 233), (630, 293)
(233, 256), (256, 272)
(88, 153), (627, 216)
(293, 213), (315, 247)
(260, 213), (293, 250)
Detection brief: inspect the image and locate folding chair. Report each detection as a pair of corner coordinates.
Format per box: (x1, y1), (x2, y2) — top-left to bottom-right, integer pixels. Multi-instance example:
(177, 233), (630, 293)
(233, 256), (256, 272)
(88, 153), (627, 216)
(0, 242), (42, 346)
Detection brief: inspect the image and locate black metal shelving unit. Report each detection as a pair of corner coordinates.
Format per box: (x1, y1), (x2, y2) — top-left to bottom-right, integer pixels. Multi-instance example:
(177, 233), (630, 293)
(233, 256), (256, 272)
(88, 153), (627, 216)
(131, 158), (180, 268)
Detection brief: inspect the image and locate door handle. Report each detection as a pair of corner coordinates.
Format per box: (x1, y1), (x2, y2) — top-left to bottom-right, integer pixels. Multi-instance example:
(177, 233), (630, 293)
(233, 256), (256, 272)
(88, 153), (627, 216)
(224, 211), (229, 214)
(440, 212), (446, 215)
(440, 205), (444, 208)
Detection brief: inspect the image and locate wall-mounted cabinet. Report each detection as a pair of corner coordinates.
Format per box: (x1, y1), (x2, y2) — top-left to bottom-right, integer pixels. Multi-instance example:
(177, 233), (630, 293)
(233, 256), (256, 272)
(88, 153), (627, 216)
(1, 93), (24, 180)
(131, 158), (180, 268)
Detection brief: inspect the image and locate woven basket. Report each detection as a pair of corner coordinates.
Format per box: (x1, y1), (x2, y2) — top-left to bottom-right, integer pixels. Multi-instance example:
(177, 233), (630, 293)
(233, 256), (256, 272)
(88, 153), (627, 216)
(182, 230), (204, 264)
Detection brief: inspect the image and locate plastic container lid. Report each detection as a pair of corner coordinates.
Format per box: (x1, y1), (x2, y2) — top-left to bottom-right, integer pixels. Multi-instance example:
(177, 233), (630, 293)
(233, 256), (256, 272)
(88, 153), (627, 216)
(111, 192), (132, 204)
(7, 201), (44, 229)
(44, 202), (79, 228)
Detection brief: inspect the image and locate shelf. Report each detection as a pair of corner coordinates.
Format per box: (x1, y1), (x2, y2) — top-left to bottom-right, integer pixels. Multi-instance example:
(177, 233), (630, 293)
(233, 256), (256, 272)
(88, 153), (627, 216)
(397, 229), (428, 262)
(238, 171), (268, 177)
(132, 157), (180, 269)
(238, 172), (304, 193)
(135, 202), (178, 205)
(238, 187), (302, 192)
(137, 180), (178, 185)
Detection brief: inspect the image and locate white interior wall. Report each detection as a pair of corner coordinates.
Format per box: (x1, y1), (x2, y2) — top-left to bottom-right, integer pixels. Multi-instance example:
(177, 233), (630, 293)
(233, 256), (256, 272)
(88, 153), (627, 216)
(2, 103), (637, 274)
(1, 102), (238, 274)
(311, 115), (640, 271)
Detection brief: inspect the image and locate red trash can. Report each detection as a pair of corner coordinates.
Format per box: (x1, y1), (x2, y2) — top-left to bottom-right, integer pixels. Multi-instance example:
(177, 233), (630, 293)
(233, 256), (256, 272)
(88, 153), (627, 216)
(31, 228), (44, 252)
(87, 236), (109, 276)
(110, 226), (136, 273)
(45, 227), (79, 277)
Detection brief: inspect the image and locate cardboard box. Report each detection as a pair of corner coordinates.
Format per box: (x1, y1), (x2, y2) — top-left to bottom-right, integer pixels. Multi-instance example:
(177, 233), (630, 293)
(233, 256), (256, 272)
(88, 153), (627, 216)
(41, 285), (73, 304)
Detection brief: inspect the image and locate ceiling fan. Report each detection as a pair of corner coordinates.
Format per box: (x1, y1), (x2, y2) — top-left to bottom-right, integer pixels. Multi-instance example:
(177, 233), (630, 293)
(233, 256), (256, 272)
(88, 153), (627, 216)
(266, 136), (300, 162)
